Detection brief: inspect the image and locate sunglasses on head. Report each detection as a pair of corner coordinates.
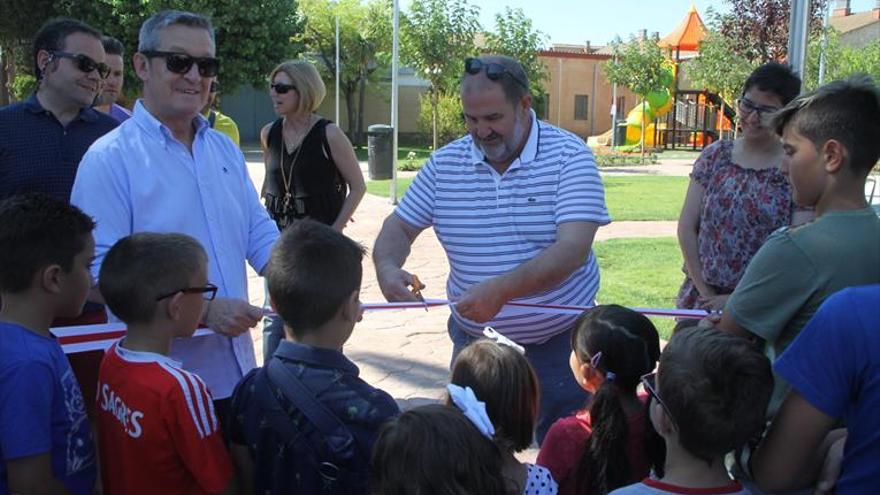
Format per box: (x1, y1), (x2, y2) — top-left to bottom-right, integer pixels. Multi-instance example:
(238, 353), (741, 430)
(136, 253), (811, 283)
(140, 50), (220, 78)
(464, 57), (528, 90)
(270, 83), (296, 94)
(156, 283), (218, 302)
(50, 51), (110, 79)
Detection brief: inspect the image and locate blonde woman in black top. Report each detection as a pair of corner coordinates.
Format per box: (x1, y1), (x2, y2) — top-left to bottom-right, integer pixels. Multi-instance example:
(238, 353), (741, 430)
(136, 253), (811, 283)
(260, 59), (364, 231)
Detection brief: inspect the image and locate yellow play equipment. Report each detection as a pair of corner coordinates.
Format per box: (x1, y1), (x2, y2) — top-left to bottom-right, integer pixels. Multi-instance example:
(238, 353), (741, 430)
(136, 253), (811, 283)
(588, 64), (675, 149)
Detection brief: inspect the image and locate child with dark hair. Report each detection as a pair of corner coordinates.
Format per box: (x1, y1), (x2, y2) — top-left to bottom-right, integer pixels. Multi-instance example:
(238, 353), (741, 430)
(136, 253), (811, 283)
(611, 326), (773, 495)
(449, 338), (558, 494)
(230, 219), (399, 495)
(0, 193), (97, 495)
(371, 404), (510, 495)
(538, 305), (661, 495)
(718, 75), (880, 419)
(95, 232), (235, 495)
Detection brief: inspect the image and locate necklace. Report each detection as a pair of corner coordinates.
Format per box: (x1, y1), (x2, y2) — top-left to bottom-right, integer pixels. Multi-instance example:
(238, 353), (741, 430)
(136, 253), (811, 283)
(280, 138), (304, 210)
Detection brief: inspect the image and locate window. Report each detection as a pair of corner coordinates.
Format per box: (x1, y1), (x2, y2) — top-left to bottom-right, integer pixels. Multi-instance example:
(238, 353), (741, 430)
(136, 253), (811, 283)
(574, 95), (589, 120)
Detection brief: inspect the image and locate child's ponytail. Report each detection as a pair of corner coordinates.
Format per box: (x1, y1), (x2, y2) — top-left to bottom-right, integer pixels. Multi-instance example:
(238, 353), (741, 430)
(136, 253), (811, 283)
(571, 305), (661, 495)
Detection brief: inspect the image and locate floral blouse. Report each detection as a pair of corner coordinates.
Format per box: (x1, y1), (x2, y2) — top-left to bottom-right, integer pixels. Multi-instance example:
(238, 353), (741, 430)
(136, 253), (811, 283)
(677, 140), (796, 309)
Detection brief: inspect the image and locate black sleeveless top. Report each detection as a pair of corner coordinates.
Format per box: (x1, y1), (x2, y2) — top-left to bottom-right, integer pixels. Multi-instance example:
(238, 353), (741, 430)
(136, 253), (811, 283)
(262, 117), (347, 228)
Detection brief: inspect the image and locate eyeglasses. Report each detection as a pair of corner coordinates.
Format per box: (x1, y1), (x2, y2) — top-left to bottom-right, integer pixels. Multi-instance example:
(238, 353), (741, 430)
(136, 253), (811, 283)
(735, 97), (780, 120)
(641, 372), (675, 423)
(140, 50), (220, 78)
(464, 57), (528, 90)
(270, 83), (297, 94)
(50, 51), (110, 79)
(156, 283), (218, 302)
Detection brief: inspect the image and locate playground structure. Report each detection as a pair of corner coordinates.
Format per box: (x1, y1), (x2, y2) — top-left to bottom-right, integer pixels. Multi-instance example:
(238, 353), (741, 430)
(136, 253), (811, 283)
(588, 5), (736, 151)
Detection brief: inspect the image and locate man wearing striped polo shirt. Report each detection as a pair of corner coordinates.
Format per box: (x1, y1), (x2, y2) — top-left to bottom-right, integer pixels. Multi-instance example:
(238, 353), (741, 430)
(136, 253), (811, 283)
(373, 55), (610, 443)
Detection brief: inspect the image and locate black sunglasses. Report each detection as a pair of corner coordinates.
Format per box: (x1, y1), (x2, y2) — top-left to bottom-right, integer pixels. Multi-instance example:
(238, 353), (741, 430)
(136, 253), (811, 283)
(270, 83), (297, 94)
(641, 372), (675, 424)
(464, 57), (528, 90)
(51, 51), (110, 79)
(141, 50), (220, 78)
(156, 283), (218, 302)
(736, 97), (780, 119)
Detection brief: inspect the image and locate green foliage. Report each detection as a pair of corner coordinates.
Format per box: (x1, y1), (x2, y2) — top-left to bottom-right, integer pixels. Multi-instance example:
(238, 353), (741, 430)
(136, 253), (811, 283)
(417, 90), (465, 147)
(804, 28), (880, 91)
(10, 74), (36, 100)
(483, 7), (548, 99)
(593, 152), (658, 167)
(688, 30), (757, 104)
(402, 0), (480, 149)
(299, 0), (391, 138)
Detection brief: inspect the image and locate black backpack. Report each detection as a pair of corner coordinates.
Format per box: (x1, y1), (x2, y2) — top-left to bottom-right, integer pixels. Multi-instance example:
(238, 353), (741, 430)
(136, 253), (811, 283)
(252, 358), (366, 494)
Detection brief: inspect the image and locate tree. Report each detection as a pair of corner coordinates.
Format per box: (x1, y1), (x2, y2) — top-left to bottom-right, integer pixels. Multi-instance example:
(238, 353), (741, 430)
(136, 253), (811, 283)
(602, 36), (667, 163)
(804, 28), (880, 91)
(483, 7), (548, 114)
(714, 0), (828, 64)
(0, 0), (61, 104)
(402, 0), (480, 150)
(688, 29), (757, 137)
(299, 0), (391, 143)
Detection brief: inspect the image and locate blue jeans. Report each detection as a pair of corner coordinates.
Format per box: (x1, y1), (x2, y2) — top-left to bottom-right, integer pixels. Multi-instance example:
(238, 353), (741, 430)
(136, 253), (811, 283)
(447, 317), (590, 446)
(262, 280), (284, 363)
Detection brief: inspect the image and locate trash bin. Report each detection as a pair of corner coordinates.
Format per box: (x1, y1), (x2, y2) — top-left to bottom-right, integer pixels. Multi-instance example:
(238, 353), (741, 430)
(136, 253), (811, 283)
(367, 124), (393, 180)
(613, 120), (628, 147)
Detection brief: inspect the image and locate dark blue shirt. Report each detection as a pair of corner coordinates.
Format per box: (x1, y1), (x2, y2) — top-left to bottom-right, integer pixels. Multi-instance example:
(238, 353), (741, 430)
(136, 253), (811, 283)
(230, 340), (399, 494)
(0, 94), (117, 202)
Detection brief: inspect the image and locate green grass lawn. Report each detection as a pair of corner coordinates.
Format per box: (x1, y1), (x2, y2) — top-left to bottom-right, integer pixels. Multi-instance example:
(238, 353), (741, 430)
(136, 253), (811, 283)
(367, 176), (687, 222)
(594, 236), (683, 340)
(603, 176), (687, 221)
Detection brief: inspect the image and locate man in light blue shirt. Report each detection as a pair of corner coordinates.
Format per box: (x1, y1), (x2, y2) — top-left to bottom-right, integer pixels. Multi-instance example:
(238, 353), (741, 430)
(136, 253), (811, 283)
(71, 11), (279, 424)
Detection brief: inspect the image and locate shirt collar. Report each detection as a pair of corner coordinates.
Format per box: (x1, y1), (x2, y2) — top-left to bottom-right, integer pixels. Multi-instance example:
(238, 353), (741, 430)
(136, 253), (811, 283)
(23, 93), (101, 123)
(274, 339), (359, 375)
(132, 99), (210, 145)
(469, 108), (540, 170)
(112, 340), (183, 367)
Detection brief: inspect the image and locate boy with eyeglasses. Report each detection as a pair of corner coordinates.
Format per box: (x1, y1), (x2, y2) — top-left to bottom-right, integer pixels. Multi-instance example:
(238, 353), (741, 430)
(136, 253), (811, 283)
(95, 232), (237, 495)
(611, 326), (773, 495)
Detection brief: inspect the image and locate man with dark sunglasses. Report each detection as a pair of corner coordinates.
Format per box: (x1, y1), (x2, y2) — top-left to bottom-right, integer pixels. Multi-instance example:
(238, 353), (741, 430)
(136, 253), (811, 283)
(373, 55), (611, 444)
(0, 17), (117, 203)
(71, 10), (279, 431)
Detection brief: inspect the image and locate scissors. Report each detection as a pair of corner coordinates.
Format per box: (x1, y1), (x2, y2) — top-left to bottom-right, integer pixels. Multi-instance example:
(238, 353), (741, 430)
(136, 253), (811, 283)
(410, 274), (428, 311)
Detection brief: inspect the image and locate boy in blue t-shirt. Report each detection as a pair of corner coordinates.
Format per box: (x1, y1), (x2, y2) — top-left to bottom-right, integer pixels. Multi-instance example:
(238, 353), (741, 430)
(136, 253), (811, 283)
(0, 194), (98, 495)
(754, 285), (880, 495)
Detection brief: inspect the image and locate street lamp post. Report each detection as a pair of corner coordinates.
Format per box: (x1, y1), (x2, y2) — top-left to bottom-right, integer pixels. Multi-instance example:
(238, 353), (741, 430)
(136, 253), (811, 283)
(390, 0), (400, 204)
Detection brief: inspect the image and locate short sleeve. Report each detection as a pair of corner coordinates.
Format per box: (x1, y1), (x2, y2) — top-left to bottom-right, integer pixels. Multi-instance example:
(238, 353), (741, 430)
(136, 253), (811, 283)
(0, 362), (54, 460)
(164, 373), (233, 493)
(690, 141), (723, 189)
(726, 232), (817, 343)
(774, 289), (863, 419)
(555, 145), (610, 225)
(394, 157), (438, 229)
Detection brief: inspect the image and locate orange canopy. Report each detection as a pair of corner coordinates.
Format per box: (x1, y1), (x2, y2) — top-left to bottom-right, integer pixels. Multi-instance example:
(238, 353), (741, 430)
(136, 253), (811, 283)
(658, 4), (708, 52)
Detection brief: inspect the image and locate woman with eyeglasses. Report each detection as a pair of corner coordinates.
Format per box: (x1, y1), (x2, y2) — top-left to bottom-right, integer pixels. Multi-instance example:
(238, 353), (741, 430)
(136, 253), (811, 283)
(675, 62), (813, 317)
(258, 59), (365, 360)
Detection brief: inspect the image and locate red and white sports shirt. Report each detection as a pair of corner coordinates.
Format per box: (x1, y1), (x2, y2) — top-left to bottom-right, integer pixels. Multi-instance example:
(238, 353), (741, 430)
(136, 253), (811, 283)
(95, 341), (233, 495)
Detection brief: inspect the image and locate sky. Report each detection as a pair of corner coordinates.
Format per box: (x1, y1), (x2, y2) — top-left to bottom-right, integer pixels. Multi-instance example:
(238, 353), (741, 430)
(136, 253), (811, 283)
(398, 0), (877, 46)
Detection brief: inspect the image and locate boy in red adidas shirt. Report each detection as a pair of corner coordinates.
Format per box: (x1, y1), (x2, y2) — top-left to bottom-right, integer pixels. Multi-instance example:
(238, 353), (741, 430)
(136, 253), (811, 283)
(95, 233), (236, 495)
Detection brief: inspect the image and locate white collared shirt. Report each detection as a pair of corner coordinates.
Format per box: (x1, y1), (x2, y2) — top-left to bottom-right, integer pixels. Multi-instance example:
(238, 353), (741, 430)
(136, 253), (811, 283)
(395, 110), (611, 344)
(72, 100), (279, 398)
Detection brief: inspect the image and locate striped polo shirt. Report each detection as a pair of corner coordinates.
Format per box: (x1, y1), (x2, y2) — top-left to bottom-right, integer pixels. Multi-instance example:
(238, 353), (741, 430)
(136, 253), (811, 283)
(395, 111), (610, 343)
